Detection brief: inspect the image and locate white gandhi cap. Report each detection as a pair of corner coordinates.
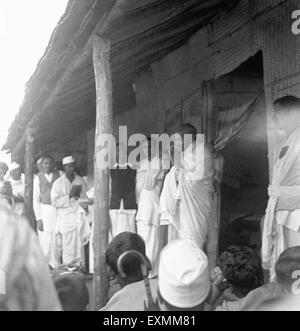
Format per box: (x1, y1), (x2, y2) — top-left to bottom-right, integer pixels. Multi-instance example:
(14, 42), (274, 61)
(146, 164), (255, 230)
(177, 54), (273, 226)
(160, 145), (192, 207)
(62, 156), (75, 166)
(9, 162), (21, 172)
(158, 239), (210, 308)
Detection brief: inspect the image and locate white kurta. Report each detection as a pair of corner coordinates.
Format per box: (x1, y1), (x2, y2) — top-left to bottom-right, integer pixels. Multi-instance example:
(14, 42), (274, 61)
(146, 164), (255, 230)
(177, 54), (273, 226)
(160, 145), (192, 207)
(51, 174), (91, 266)
(262, 128), (300, 280)
(136, 157), (166, 278)
(33, 173), (59, 269)
(160, 142), (214, 249)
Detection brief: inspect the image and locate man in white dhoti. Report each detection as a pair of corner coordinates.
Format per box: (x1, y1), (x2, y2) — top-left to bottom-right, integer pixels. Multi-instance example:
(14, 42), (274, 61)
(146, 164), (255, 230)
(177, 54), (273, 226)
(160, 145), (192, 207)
(160, 124), (214, 249)
(9, 162), (25, 216)
(51, 156), (91, 269)
(34, 155), (61, 269)
(110, 145), (137, 238)
(136, 139), (167, 278)
(262, 96), (300, 281)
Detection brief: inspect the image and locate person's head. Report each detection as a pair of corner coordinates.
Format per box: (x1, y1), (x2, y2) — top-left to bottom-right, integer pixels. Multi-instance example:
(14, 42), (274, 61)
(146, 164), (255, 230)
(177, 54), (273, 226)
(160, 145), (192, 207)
(105, 232), (149, 287)
(62, 156), (76, 177)
(171, 124), (198, 163)
(218, 246), (264, 298)
(158, 239), (210, 311)
(0, 162), (8, 180)
(275, 246), (300, 294)
(175, 123), (197, 143)
(273, 96), (300, 133)
(9, 162), (22, 180)
(54, 273), (89, 311)
(42, 155), (54, 174)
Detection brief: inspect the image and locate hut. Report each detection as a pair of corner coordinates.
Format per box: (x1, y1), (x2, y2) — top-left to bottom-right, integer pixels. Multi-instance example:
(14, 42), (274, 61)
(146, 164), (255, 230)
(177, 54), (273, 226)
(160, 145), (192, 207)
(3, 0), (300, 309)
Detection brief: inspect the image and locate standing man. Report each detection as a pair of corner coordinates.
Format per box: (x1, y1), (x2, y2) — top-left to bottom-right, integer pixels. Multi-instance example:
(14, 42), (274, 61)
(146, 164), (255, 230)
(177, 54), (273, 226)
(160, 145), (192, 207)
(51, 156), (90, 269)
(9, 162), (25, 216)
(262, 96), (300, 281)
(33, 155), (60, 269)
(160, 124), (214, 249)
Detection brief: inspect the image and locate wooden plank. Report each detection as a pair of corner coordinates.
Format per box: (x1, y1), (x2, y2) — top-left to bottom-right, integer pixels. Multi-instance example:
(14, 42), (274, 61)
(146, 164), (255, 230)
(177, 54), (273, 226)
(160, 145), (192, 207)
(24, 125), (36, 231)
(92, 35), (113, 311)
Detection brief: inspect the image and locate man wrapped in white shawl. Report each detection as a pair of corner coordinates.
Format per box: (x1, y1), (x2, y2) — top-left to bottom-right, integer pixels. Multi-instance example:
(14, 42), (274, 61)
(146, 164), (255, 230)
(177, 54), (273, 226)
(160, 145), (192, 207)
(160, 124), (214, 249)
(262, 96), (300, 281)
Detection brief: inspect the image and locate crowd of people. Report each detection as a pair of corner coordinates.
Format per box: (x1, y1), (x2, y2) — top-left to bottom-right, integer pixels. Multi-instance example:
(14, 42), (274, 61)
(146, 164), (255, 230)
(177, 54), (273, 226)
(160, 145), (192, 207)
(0, 94), (300, 311)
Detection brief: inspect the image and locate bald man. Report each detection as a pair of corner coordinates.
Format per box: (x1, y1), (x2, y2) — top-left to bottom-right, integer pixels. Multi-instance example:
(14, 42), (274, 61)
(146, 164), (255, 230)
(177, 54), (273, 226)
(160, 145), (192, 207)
(160, 124), (214, 249)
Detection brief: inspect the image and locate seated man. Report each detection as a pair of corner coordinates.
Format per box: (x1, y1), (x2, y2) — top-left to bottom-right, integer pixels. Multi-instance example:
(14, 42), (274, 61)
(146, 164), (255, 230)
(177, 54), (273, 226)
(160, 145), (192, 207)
(101, 232), (158, 311)
(216, 246), (300, 311)
(0, 209), (61, 311)
(258, 246), (300, 311)
(211, 246), (264, 309)
(154, 239), (211, 311)
(54, 273), (89, 311)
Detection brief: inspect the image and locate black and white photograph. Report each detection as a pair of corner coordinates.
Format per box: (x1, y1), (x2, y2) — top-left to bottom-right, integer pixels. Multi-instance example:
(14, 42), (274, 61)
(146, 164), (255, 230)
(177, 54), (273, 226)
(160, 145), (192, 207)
(0, 0), (300, 315)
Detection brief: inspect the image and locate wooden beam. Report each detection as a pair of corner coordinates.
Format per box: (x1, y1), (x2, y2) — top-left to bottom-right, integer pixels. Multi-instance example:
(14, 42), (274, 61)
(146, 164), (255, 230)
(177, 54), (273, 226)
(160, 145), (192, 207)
(24, 125), (36, 231)
(92, 35), (113, 311)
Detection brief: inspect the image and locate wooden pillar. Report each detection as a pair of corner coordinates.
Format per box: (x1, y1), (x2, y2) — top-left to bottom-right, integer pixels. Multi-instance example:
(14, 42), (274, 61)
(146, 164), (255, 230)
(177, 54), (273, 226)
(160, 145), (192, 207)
(204, 80), (220, 271)
(24, 125), (36, 231)
(92, 35), (113, 311)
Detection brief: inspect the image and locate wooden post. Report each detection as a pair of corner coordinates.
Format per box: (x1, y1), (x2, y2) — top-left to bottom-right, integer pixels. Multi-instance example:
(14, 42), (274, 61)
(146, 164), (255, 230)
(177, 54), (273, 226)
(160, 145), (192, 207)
(203, 80), (220, 271)
(92, 35), (113, 311)
(24, 125), (36, 231)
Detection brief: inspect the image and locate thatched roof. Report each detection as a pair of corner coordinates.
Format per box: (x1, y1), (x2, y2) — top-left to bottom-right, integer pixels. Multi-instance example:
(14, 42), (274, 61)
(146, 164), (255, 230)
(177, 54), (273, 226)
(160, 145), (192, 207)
(3, 0), (240, 155)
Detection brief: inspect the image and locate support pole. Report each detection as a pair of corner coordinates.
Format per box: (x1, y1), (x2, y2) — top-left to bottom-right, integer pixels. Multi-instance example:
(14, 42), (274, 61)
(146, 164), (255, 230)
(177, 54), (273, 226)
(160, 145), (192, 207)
(24, 125), (36, 231)
(204, 80), (220, 271)
(92, 35), (113, 311)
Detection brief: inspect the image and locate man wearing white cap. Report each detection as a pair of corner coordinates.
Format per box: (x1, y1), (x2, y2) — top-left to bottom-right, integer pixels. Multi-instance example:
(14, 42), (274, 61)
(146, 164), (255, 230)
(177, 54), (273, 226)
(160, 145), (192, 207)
(9, 162), (25, 216)
(51, 156), (91, 268)
(33, 155), (61, 269)
(156, 239), (211, 311)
